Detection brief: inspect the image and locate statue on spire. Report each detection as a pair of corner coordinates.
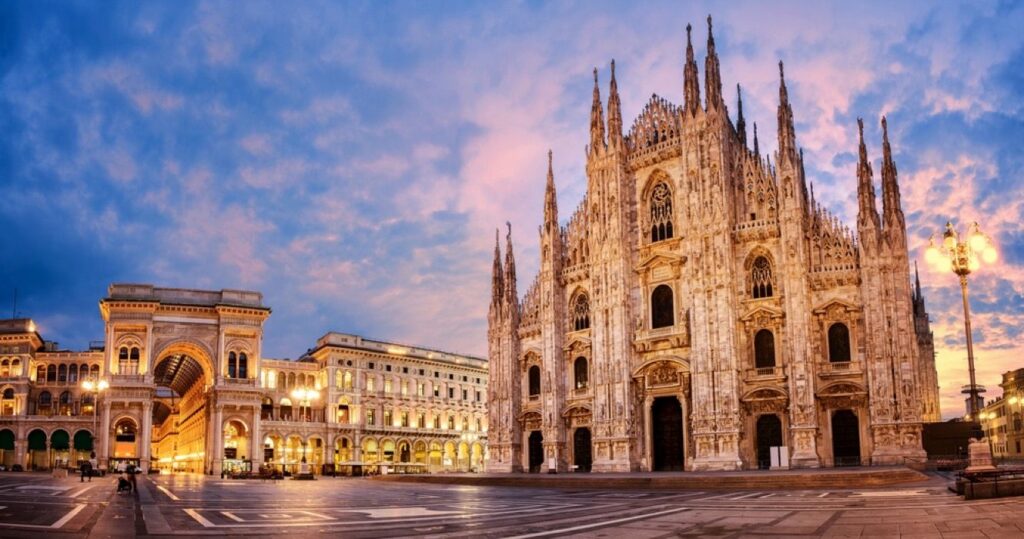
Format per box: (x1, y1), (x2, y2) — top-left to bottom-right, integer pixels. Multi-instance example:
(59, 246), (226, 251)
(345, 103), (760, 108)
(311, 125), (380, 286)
(704, 15), (723, 110)
(684, 23), (701, 116)
(736, 84), (747, 146)
(607, 60), (623, 148)
(589, 68), (606, 155)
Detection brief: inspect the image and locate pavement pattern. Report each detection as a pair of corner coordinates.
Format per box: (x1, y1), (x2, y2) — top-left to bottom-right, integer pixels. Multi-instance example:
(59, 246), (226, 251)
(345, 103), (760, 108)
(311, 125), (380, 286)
(0, 471), (1022, 537)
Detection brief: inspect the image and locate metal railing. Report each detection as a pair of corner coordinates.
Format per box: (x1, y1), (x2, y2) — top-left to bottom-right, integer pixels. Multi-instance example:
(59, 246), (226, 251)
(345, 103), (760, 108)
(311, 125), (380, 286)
(745, 366), (785, 380)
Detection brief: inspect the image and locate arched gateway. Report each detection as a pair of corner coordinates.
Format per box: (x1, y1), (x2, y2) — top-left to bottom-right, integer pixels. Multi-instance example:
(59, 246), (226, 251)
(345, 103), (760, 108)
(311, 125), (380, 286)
(98, 284), (268, 473)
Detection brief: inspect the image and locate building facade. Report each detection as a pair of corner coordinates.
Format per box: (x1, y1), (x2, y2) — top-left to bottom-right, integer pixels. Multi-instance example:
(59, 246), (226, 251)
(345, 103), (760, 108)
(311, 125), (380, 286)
(0, 284), (487, 474)
(487, 18), (940, 473)
(979, 368), (1024, 460)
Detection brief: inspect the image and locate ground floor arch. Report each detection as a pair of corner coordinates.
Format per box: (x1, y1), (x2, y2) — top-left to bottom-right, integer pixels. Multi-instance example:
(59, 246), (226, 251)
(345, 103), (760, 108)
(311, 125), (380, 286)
(413, 440), (427, 464)
(0, 429), (14, 467)
(27, 428), (46, 470)
(471, 442), (484, 471)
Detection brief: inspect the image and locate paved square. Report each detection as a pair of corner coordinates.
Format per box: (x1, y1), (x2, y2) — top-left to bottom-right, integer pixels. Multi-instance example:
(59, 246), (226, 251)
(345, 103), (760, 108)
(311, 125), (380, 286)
(0, 471), (1022, 537)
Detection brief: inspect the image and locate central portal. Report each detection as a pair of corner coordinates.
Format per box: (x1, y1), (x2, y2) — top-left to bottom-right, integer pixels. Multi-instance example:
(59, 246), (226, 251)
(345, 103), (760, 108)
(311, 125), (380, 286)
(528, 431), (543, 473)
(151, 354), (210, 473)
(652, 396), (684, 471)
(573, 428), (592, 472)
(755, 414), (783, 469)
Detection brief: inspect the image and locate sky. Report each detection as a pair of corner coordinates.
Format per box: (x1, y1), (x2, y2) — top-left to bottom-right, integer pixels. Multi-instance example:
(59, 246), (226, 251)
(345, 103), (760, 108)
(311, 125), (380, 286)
(0, 1), (1022, 420)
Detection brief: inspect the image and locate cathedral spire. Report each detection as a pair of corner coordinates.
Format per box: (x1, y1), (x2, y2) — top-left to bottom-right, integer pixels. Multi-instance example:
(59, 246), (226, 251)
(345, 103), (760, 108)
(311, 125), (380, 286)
(607, 60), (623, 149)
(589, 68), (606, 155)
(856, 118), (880, 231)
(736, 84), (747, 146)
(544, 150), (558, 231)
(704, 15), (723, 110)
(752, 121), (760, 159)
(504, 222), (517, 304)
(684, 23), (701, 116)
(914, 260), (922, 300)
(491, 228), (504, 306)
(880, 116), (904, 227)
(776, 61), (797, 164)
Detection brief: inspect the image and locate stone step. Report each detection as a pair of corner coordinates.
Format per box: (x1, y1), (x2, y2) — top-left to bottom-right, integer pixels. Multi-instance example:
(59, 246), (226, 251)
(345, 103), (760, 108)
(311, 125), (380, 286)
(371, 467), (928, 490)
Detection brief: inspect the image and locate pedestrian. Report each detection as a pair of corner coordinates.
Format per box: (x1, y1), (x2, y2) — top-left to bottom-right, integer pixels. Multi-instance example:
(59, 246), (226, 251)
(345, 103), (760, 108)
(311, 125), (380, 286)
(80, 461), (90, 482)
(126, 463), (137, 493)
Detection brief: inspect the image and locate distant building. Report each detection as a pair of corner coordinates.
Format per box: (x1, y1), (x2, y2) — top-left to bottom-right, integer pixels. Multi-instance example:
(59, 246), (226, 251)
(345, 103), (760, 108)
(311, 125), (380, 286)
(487, 17), (941, 473)
(0, 284), (487, 474)
(979, 369), (1024, 459)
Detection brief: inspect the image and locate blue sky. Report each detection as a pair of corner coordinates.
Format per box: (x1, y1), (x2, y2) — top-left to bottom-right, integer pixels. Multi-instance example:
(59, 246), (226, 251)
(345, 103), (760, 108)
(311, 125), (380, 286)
(1, 1), (1022, 418)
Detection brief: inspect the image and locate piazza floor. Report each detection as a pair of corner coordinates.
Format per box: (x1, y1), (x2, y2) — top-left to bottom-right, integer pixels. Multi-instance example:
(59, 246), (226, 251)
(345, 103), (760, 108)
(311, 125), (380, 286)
(0, 471), (1022, 537)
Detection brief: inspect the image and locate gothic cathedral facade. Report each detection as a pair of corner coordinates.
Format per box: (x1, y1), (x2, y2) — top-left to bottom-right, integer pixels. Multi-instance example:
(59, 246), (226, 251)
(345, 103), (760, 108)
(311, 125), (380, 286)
(486, 19), (941, 473)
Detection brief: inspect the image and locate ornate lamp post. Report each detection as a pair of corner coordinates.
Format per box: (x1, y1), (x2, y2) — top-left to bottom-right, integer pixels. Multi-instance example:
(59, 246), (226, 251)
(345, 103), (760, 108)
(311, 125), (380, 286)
(80, 379), (108, 461)
(290, 387), (319, 476)
(926, 221), (998, 420)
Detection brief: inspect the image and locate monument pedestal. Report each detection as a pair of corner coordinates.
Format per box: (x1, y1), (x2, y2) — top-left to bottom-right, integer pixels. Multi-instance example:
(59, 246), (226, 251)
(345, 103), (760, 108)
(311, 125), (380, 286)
(965, 437), (997, 472)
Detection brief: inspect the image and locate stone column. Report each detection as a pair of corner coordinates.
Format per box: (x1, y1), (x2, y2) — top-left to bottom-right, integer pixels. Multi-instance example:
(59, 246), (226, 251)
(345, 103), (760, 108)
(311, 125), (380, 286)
(15, 438), (25, 469)
(252, 407), (261, 467)
(140, 400), (153, 472)
(643, 395), (653, 471)
(100, 400), (111, 470)
(212, 404), (223, 475)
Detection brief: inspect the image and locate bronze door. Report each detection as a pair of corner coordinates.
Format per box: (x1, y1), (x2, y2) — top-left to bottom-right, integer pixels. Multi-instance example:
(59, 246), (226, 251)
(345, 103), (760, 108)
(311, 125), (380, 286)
(652, 397), (684, 471)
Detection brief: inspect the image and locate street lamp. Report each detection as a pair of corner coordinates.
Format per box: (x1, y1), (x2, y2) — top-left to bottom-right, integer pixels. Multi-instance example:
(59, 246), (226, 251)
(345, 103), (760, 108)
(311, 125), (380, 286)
(290, 387), (319, 476)
(81, 379), (108, 461)
(926, 221), (998, 420)
(290, 387), (320, 423)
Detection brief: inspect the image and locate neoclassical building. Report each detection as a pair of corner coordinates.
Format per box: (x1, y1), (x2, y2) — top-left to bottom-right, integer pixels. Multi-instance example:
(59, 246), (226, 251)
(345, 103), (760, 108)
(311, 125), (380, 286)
(0, 284), (487, 474)
(487, 18), (940, 473)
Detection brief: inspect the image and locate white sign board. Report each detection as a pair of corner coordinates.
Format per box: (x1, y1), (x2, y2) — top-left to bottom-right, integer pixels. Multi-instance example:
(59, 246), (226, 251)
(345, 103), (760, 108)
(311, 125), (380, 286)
(770, 446), (790, 469)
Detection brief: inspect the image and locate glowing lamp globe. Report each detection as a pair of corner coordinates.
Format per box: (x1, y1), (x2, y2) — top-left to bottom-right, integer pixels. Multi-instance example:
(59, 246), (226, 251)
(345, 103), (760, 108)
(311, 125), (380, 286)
(982, 246), (998, 264)
(969, 232), (987, 252)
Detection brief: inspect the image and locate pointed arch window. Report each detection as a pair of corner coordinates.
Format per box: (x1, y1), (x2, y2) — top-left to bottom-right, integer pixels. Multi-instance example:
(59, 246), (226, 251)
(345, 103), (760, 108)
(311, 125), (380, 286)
(649, 182), (674, 242)
(754, 329), (776, 368)
(574, 357), (588, 390)
(572, 293), (591, 331)
(528, 365), (541, 397)
(651, 284), (675, 329)
(751, 256), (774, 299)
(827, 323), (851, 363)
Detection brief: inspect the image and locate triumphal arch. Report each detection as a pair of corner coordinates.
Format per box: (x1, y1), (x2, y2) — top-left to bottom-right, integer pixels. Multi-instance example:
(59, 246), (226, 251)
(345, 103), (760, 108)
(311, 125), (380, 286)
(99, 284), (267, 473)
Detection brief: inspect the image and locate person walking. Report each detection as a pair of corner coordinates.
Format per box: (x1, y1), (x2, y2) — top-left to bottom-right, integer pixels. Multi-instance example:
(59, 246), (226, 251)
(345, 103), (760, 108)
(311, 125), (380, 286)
(80, 461), (91, 482)
(126, 463), (137, 493)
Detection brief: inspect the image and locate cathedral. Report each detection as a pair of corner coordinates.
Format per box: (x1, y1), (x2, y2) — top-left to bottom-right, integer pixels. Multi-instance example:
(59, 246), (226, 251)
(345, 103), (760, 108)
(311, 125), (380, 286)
(486, 18), (941, 473)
